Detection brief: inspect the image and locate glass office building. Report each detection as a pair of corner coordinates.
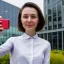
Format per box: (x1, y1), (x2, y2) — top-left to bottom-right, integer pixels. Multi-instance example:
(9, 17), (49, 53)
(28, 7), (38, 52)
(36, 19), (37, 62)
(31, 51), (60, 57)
(0, 0), (23, 45)
(37, 0), (64, 50)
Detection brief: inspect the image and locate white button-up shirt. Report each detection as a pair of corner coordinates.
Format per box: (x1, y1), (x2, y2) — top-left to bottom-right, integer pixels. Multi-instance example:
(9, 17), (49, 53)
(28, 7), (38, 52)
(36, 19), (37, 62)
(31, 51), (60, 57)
(0, 33), (51, 64)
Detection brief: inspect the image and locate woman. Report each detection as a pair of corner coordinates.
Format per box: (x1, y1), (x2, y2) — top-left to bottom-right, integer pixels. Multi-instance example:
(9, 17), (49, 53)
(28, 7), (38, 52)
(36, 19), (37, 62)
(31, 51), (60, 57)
(0, 2), (51, 64)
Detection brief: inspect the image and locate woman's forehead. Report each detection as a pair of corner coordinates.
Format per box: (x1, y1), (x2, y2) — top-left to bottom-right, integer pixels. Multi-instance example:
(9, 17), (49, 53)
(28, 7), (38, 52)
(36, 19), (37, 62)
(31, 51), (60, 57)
(22, 7), (38, 15)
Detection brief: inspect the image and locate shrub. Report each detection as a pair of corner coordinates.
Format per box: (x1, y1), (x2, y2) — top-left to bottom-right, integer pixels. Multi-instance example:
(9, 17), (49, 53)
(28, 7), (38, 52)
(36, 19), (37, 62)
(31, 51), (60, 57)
(50, 50), (64, 64)
(0, 53), (9, 64)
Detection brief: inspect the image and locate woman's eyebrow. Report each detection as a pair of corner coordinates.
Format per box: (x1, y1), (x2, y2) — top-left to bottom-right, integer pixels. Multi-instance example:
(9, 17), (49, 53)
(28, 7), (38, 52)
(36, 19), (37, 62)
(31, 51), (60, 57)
(31, 14), (36, 16)
(23, 14), (36, 15)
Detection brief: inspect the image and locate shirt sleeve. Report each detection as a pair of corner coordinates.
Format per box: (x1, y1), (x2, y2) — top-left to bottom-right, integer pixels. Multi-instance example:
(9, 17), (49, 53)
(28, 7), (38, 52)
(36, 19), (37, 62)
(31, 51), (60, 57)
(0, 37), (13, 57)
(43, 43), (51, 64)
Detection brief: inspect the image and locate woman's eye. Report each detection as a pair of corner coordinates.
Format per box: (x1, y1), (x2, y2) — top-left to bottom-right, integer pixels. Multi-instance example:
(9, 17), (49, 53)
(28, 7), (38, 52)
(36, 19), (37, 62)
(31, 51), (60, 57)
(23, 16), (28, 18)
(23, 15), (37, 19)
(31, 16), (36, 18)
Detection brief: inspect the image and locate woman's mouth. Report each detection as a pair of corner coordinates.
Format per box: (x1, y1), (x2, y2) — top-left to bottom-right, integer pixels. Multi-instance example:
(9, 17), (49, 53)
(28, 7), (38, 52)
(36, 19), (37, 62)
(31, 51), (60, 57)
(26, 25), (33, 28)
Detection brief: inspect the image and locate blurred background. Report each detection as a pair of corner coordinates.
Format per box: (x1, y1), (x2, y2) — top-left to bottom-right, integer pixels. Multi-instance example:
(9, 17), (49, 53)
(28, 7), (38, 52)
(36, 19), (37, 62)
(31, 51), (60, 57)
(0, 0), (64, 51)
(0, 0), (44, 45)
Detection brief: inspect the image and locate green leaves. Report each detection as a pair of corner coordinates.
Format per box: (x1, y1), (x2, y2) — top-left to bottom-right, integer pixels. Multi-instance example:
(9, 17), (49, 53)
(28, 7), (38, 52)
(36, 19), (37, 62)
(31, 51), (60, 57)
(51, 50), (64, 64)
(0, 53), (9, 64)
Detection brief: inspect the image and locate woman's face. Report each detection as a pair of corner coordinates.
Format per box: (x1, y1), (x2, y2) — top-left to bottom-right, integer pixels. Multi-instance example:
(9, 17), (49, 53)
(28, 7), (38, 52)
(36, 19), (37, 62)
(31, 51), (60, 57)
(21, 7), (39, 32)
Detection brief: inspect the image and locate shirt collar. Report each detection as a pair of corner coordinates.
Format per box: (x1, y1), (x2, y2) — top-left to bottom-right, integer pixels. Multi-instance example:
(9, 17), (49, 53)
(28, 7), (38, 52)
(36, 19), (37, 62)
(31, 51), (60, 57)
(21, 33), (38, 39)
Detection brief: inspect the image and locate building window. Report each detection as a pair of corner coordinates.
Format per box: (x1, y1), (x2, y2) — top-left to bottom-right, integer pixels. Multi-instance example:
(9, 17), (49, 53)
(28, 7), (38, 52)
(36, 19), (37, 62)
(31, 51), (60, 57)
(52, 0), (56, 3)
(53, 25), (57, 29)
(47, 0), (52, 5)
(53, 32), (57, 49)
(62, 0), (64, 5)
(57, 1), (61, 17)
(48, 0), (50, 4)
(44, 33), (47, 40)
(45, 25), (47, 30)
(48, 33), (53, 49)
(45, 0), (47, 7)
(38, 34), (43, 38)
(48, 16), (52, 22)
(53, 17), (57, 21)
(58, 16), (62, 21)
(1, 1), (5, 18)
(58, 24), (62, 28)
(58, 31), (62, 50)
(57, 1), (62, 29)
(52, 3), (57, 29)
(53, 17), (57, 29)
(52, 6), (56, 17)
(48, 26), (52, 30)
(48, 6), (52, 15)
(45, 8), (48, 30)
(45, 8), (48, 25)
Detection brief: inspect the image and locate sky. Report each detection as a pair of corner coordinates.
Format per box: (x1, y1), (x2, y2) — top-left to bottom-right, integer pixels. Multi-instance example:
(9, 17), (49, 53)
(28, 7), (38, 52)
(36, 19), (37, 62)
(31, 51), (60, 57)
(2, 0), (44, 14)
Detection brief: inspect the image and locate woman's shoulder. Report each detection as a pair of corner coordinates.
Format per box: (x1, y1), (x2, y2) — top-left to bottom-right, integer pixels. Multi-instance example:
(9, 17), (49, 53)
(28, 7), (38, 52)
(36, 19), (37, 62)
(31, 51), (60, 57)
(38, 37), (51, 50)
(38, 37), (50, 46)
(7, 35), (23, 42)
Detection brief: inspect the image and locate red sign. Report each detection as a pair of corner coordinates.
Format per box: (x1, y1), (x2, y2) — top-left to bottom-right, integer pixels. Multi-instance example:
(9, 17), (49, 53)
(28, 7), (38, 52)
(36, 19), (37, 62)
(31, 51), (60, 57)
(0, 19), (10, 29)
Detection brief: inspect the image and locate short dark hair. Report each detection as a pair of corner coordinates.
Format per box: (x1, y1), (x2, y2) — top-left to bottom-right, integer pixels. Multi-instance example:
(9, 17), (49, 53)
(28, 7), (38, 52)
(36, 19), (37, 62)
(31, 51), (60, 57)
(18, 2), (45, 32)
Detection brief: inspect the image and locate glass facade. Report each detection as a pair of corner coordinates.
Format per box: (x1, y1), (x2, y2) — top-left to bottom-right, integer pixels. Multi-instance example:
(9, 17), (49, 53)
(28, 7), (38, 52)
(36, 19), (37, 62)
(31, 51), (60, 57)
(0, 0), (23, 45)
(38, 0), (64, 50)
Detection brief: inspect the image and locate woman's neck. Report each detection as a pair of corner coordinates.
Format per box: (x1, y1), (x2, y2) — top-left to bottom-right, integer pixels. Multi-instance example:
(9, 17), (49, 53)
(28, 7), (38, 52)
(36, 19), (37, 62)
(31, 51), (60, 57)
(25, 30), (36, 37)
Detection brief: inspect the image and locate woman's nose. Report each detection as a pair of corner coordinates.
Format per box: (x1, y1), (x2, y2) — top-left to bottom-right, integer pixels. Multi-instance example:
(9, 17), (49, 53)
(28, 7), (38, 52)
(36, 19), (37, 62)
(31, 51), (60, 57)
(27, 17), (31, 22)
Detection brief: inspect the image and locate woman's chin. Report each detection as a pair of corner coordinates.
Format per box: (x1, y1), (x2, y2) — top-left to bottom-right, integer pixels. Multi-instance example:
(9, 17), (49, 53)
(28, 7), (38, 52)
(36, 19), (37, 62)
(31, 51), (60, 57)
(26, 28), (35, 31)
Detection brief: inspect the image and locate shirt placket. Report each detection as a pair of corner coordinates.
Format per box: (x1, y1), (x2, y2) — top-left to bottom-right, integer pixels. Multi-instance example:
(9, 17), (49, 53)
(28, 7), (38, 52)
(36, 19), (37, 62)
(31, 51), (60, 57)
(29, 37), (34, 64)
